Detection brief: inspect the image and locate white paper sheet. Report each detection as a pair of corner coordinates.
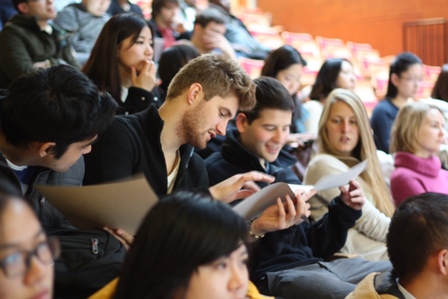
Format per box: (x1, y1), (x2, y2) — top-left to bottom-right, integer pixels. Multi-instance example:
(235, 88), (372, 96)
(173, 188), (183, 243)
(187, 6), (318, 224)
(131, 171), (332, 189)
(36, 175), (158, 235)
(233, 160), (368, 220)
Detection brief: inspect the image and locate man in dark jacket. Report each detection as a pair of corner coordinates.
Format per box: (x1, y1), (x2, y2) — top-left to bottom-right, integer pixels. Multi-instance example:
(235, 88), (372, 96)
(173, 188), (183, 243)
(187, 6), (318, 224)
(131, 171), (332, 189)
(205, 77), (392, 299)
(0, 0), (79, 88)
(0, 65), (118, 297)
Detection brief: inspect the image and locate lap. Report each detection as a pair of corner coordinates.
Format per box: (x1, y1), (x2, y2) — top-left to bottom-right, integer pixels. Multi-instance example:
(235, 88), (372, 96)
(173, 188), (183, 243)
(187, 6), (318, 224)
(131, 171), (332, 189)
(264, 259), (392, 299)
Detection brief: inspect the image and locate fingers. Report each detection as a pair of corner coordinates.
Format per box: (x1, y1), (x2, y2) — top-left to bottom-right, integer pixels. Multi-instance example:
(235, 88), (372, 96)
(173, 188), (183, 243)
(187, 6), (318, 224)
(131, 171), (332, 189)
(240, 171), (275, 184)
(131, 66), (137, 83)
(103, 227), (134, 250)
(295, 189), (316, 202)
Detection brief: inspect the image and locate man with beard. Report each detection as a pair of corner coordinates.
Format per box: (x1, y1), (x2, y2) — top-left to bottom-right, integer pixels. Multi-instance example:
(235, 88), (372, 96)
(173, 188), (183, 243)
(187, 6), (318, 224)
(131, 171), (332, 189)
(84, 53), (275, 201)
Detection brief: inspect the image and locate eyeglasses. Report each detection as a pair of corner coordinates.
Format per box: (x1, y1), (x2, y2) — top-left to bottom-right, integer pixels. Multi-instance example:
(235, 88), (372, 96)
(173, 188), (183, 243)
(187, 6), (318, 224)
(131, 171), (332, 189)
(400, 76), (424, 83)
(0, 238), (60, 278)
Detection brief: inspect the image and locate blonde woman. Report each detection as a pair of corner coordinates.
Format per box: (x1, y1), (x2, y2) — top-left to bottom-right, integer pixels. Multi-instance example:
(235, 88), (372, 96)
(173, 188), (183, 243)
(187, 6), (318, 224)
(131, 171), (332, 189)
(390, 101), (448, 206)
(304, 88), (395, 261)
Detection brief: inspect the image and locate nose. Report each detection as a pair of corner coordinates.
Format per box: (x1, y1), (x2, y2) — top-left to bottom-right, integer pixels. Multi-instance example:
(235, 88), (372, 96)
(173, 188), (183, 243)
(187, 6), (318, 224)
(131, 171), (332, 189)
(216, 119), (228, 136)
(24, 255), (48, 286)
(146, 43), (154, 57)
(342, 120), (351, 133)
(228, 264), (246, 292)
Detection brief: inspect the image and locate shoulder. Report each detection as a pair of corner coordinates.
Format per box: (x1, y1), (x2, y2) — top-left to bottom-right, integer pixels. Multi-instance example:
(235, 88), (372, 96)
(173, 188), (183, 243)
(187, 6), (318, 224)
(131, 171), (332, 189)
(308, 154), (346, 169)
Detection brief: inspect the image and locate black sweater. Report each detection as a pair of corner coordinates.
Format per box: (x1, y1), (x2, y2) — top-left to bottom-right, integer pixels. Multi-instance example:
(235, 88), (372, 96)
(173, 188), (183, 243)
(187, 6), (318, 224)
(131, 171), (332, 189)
(84, 104), (209, 196)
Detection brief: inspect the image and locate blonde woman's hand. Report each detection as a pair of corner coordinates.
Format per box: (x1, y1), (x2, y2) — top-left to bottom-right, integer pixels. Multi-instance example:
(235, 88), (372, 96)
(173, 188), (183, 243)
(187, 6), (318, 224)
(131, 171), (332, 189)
(339, 180), (365, 210)
(131, 60), (157, 92)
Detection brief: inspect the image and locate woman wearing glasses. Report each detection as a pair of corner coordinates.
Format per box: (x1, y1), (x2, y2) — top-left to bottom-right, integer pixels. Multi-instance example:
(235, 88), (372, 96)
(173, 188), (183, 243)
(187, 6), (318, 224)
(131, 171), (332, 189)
(370, 52), (423, 153)
(0, 193), (59, 299)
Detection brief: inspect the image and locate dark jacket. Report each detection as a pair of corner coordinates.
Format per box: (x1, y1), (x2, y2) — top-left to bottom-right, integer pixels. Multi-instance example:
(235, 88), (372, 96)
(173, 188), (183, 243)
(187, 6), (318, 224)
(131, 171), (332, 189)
(117, 86), (162, 115)
(203, 129), (361, 283)
(84, 104), (209, 196)
(205, 129), (298, 186)
(0, 14), (79, 88)
(0, 152), (84, 229)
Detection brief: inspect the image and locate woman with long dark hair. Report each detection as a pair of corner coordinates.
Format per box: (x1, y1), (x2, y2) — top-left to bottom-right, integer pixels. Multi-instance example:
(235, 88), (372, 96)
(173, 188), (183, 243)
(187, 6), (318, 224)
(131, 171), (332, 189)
(83, 13), (160, 115)
(370, 52), (423, 153)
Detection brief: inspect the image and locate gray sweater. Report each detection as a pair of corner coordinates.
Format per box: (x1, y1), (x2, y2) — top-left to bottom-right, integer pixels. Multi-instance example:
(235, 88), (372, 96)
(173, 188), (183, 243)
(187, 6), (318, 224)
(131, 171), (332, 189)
(54, 3), (110, 53)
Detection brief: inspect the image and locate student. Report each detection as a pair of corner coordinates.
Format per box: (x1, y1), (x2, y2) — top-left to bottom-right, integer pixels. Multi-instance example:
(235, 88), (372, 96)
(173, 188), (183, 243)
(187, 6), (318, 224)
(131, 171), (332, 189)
(157, 43), (200, 102)
(83, 13), (159, 114)
(370, 52), (423, 153)
(205, 78), (391, 298)
(304, 58), (356, 135)
(107, 0), (144, 18)
(190, 8), (236, 59)
(84, 54), (289, 240)
(205, 76), (301, 187)
(54, 0), (111, 65)
(208, 0), (270, 59)
(0, 65), (119, 297)
(261, 45), (309, 135)
(390, 101), (448, 205)
(347, 192), (448, 298)
(89, 191), (275, 299)
(431, 63), (448, 102)
(149, 0), (191, 49)
(0, 193), (60, 299)
(304, 88), (394, 260)
(0, 0), (79, 88)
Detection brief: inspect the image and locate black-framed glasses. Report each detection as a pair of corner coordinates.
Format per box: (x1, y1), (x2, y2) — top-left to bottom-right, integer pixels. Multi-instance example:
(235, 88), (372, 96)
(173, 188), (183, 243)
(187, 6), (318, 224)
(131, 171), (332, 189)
(0, 237), (60, 278)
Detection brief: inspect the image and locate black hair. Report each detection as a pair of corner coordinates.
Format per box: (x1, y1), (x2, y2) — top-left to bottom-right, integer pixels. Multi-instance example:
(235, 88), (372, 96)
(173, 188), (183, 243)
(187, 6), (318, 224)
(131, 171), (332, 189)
(0, 65), (118, 158)
(151, 0), (179, 17)
(431, 64), (448, 102)
(243, 76), (293, 124)
(158, 44), (200, 94)
(113, 191), (249, 299)
(83, 13), (151, 105)
(387, 192), (448, 284)
(261, 45), (307, 79)
(385, 52), (422, 98)
(309, 58), (352, 101)
(194, 7), (226, 27)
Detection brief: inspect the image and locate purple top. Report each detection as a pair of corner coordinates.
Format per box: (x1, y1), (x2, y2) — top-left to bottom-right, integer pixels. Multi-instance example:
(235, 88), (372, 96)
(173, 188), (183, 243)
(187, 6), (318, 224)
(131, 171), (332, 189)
(391, 151), (448, 206)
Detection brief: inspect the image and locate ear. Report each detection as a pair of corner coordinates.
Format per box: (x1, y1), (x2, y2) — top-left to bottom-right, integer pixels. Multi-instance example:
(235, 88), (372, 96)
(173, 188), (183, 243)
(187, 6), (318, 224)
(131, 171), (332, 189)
(391, 73), (400, 87)
(38, 142), (57, 158)
(235, 113), (248, 133)
(436, 249), (448, 275)
(186, 83), (203, 105)
(17, 2), (30, 14)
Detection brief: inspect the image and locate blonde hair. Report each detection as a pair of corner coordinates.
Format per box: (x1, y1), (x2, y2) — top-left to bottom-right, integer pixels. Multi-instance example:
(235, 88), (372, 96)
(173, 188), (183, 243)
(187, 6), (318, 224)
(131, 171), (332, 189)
(318, 88), (395, 217)
(390, 102), (442, 154)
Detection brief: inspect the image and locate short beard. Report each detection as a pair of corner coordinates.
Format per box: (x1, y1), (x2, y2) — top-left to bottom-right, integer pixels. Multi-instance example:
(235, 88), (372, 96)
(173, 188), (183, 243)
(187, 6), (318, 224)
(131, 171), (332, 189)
(178, 102), (207, 149)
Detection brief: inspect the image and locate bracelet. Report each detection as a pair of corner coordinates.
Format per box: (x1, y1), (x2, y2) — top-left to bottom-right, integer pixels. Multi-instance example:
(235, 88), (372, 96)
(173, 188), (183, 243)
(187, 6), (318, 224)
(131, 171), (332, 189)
(248, 218), (265, 239)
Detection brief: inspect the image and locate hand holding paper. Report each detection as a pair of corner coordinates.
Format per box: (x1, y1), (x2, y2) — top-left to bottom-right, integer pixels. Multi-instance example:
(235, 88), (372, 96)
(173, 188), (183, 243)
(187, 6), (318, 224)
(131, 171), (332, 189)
(251, 189), (316, 236)
(339, 180), (365, 210)
(233, 160), (368, 221)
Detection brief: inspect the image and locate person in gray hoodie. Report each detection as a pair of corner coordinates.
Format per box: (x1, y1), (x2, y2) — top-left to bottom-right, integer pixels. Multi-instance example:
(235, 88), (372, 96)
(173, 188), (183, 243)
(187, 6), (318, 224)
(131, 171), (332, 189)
(54, 0), (111, 65)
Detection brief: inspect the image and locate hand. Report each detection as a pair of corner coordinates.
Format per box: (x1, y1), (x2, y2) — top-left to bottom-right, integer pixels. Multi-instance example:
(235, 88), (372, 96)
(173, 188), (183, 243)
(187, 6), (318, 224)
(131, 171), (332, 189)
(202, 30), (235, 58)
(33, 60), (50, 69)
(339, 180), (365, 210)
(251, 189), (316, 236)
(103, 227), (134, 250)
(287, 133), (316, 148)
(131, 60), (157, 92)
(209, 171), (275, 203)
